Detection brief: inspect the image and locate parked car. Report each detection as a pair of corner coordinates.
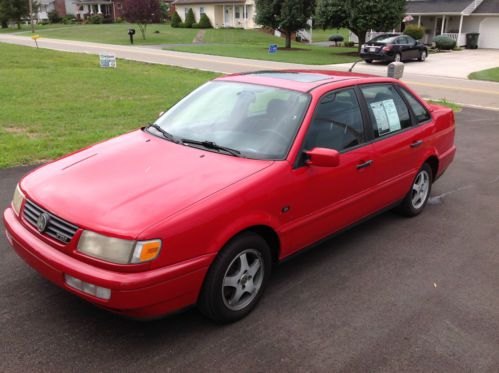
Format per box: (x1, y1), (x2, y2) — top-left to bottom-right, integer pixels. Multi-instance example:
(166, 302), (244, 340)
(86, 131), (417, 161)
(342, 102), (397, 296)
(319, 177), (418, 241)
(4, 71), (456, 323)
(360, 34), (428, 63)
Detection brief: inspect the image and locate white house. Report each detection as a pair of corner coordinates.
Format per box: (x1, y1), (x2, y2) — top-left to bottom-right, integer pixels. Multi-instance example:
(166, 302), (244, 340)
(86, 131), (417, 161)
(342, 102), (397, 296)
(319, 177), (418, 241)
(405, 0), (499, 49)
(173, 0), (257, 29)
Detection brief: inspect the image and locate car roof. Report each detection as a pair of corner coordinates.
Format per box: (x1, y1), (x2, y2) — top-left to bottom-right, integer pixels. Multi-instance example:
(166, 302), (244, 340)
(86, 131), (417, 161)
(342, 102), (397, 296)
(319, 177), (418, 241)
(216, 70), (383, 93)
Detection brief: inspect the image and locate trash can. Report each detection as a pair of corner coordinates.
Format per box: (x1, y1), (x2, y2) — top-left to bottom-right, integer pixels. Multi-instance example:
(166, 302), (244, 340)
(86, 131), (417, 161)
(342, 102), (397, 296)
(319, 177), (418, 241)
(466, 33), (480, 49)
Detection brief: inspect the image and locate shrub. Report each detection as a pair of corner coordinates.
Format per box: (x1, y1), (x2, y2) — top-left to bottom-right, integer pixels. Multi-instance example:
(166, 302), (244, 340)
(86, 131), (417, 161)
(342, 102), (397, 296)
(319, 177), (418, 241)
(328, 34), (344, 46)
(404, 24), (425, 40)
(198, 13), (212, 28)
(433, 35), (456, 50)
(48, 10), (62, 23)
(88, 14), (104, 24)
(171, 11), (182, 28)
(184, 8), (195, 28)
(344, 41), (355, 48)
(192, 23), (200, 28)
(61, 14), (76, 24)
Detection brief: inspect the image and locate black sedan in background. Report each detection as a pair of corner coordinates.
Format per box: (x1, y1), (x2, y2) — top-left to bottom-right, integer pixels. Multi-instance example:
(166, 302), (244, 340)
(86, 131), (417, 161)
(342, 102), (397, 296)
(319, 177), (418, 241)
(360, 34), (428, 63)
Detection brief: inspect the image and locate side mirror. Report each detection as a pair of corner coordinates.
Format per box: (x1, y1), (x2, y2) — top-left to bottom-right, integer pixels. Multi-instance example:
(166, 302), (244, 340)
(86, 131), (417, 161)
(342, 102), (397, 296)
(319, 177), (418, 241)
(305, 148), (340, 167)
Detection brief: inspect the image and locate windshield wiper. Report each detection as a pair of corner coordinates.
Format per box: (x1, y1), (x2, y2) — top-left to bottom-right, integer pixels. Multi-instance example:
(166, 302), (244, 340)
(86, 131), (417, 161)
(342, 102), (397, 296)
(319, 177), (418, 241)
(181, 138), (241, 157)
(146, 123), (179, 143)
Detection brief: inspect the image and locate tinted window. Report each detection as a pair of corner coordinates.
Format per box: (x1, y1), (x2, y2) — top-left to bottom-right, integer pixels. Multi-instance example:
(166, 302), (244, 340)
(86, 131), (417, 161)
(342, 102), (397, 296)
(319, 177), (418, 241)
(361, 85), (412, 138)
(304, 89), (364, 152)
(400, 87), (431, 123)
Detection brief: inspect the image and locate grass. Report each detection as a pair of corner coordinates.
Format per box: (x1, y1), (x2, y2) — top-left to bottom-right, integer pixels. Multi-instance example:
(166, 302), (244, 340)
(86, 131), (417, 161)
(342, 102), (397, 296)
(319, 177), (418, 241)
(0, 43), (218, 168)
(468, 67), (499, 82)
(311, 28), (350, 43)
(165, 44), (358, 65)
(0, 23), (71, 33)
(15, 23), (200, 45)
(427, 99), (462, 112)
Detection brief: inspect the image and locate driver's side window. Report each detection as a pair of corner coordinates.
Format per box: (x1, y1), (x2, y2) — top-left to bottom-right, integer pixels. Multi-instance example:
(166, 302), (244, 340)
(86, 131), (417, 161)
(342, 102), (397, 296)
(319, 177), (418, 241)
(304, 88), (365, 152)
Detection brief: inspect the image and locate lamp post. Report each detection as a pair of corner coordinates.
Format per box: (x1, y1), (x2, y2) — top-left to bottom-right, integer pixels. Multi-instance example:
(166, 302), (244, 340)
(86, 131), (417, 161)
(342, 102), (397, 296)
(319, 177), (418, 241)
(28, 0), (35, 33)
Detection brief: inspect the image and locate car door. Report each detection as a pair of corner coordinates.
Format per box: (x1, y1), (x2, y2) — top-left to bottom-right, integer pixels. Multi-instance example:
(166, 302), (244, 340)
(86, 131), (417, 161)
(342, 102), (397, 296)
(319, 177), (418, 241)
(404, 36), (419, 59)
(396, 36), (413, 59)
(283, 87), (377, 253)
(358, 83), (426, 211)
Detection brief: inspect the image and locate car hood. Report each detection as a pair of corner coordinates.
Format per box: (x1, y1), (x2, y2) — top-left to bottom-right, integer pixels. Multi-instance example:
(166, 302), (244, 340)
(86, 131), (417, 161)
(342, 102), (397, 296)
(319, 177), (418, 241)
(21, 130), (273, 238)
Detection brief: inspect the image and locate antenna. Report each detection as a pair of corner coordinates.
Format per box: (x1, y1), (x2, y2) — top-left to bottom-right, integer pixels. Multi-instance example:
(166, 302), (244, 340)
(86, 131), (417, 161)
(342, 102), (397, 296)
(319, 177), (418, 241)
(349, 59), (363, 72)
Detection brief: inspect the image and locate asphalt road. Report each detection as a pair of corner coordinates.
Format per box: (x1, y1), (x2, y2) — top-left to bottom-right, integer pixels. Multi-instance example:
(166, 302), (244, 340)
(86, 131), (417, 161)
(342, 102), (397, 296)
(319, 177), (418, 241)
(1, 34), (499, 111)
(1, 108), (498, 372)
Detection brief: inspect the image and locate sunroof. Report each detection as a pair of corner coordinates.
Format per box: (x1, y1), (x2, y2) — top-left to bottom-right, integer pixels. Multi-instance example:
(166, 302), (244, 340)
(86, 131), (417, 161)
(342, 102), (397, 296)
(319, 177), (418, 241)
(249, 72), (332, 83)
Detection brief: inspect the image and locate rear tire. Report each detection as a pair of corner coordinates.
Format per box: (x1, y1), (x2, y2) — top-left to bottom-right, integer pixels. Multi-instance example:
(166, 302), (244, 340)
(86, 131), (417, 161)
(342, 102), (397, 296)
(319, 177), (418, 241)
(418, 50), (427, 62)
(394, 53), (402, 62)
(198, 232), (272, 323)
(365, 59), (373, 64)
(396, 163), (433, 217)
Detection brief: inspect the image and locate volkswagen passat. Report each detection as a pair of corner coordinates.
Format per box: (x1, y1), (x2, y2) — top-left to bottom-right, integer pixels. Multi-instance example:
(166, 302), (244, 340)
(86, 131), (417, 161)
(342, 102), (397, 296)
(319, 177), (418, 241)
(4, 71), (456, 323)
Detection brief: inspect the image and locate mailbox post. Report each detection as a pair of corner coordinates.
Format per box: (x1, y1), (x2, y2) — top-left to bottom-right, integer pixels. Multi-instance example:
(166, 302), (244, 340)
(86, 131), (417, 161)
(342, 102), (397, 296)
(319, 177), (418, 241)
(387, 62), (404, 79)
(128, 29), (136, 45)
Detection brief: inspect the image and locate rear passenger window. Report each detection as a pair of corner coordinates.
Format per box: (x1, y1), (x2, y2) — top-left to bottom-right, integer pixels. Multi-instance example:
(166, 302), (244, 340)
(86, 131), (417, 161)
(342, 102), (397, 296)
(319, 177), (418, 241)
(304, 88), (364, 152)
(400, 87), (431, 123)
(360, 85), (412, 138)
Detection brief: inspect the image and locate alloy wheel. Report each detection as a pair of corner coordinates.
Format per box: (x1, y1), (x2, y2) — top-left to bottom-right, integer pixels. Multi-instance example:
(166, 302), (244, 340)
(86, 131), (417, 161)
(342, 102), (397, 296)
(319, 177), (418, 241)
(411, 170), (430, 209)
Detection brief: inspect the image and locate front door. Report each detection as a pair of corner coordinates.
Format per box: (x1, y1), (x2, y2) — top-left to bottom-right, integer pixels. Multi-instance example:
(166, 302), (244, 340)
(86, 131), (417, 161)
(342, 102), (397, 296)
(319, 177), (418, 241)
(224, 6), (233, 26)
(282, 88), (377, 254)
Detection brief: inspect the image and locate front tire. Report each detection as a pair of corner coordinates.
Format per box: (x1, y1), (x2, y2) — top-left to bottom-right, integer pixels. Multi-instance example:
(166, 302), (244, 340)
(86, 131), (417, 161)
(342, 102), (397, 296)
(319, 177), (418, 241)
(396, 163), (432, 217)
(365, 59), (373, 64)
(418, 50), (427, 62)
(198, 232), (272, 323)
(394, 53), (402, 62)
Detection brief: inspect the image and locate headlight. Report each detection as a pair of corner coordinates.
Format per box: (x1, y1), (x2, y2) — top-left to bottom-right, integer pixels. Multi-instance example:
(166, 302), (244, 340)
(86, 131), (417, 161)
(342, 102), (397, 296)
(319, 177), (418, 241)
(12, 184), (25, 216)
(77, 231), (161, 264)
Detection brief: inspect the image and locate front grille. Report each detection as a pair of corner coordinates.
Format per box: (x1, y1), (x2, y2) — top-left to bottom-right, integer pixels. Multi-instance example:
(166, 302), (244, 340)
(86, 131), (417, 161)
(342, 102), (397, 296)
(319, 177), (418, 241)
(23, 200), (79, 244)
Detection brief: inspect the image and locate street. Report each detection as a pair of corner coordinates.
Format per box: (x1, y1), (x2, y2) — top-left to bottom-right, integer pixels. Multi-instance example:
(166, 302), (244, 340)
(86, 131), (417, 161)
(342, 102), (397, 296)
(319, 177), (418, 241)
(1, 107), (498, 372)
(1, 34), (499, 111)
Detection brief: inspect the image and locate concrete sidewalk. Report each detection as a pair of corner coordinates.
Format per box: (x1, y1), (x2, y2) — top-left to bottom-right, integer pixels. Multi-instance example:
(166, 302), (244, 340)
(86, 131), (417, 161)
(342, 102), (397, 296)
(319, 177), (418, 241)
(1, 34), (498, 110)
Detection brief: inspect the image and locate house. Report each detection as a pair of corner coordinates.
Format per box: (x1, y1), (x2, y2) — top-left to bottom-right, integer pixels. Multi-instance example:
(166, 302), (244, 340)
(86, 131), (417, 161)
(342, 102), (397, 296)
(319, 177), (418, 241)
(172, 0), (257, 29)
(72, 0), (126, 21)
(405, 0), (499, 49)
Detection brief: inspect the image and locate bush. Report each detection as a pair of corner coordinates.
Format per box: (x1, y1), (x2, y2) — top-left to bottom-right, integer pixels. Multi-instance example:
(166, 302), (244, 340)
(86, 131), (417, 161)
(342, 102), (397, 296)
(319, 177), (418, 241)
(192, 23), (200, 28)
(198, 13), (212, 28)
(433, 35), (456, 50)
(184, 8), (195, 28)
(61, 14), (76, 24)
(344, 41), (355, 48)
(328, 34), (344, 46)
(171, 11), (182, 28)
(404, 24), (425, 40)
(48, 10), (62, 23)
(88, 14), (104, 24)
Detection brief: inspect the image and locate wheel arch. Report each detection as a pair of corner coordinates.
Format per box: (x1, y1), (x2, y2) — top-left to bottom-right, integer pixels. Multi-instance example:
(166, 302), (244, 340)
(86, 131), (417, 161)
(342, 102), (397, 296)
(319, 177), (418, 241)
(424, 155), (439, 181)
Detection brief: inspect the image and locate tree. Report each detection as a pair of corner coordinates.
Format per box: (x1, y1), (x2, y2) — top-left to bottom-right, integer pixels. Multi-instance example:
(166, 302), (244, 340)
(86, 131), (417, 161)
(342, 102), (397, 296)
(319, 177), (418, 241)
(315, 0), (347, 31)
(170, 10), (181, 28)
(183, 8), (195, 28)
(123, 0), (161, 40)
(0, 0), (34, 29)
(317, 0), (405, 51)
(255, 0), (315, 49)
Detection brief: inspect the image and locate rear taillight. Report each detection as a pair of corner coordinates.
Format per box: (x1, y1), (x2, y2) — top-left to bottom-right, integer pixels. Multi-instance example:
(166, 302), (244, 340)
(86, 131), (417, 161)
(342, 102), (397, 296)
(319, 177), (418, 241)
(382, 44), (393, 52)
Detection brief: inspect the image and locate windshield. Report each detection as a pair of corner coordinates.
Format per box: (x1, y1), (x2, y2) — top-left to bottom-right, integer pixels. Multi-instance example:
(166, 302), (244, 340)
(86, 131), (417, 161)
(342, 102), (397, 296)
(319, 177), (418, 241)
(152, 81), (311, 160)
(369, 35), (397, 44)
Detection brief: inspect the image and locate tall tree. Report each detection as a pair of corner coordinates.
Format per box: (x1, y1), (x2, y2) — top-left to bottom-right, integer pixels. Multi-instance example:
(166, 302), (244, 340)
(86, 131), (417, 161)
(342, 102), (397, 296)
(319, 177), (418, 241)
(123, 0), (161, 40)
(316, 0), (405, 51)
(0, 0), (33, 29)
(315, 0), (347, 31)
(255, 0), (315, 49)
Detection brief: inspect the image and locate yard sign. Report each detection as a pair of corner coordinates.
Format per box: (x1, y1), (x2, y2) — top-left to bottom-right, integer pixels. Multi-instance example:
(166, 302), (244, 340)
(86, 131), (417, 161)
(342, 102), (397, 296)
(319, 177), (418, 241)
(268, 44), (278, 54)
(99, 53), (117, 68)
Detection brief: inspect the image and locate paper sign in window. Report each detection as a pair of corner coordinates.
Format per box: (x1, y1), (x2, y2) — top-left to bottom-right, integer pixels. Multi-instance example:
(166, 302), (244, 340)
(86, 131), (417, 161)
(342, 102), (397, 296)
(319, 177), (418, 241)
(370, 99), (401, 135)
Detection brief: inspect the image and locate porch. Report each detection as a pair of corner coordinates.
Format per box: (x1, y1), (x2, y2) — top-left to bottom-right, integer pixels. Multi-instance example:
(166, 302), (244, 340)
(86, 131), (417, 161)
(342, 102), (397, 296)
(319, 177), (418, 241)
(409, 14), (467, 47)
(74, 0), (116, 21)
(213, 3), (254, 29)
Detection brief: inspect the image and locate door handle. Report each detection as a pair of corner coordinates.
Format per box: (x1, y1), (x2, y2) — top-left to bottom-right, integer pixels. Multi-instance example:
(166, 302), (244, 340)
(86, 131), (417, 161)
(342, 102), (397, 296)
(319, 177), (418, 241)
(356, 160), (373, 170)
(410, 140), (423, 148)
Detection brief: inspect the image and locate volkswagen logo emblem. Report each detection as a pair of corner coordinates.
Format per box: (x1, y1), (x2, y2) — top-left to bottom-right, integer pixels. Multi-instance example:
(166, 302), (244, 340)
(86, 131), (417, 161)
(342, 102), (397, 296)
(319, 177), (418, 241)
(36, 213), (50, 233)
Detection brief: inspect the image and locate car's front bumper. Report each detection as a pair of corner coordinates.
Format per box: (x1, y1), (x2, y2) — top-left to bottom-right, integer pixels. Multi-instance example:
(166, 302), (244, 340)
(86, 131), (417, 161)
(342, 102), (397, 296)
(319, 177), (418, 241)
(3, 207), (214, 318)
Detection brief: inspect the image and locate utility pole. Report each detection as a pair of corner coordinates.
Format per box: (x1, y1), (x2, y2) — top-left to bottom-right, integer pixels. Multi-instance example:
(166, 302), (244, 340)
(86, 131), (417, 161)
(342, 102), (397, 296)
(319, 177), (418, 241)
(28, 0), (35, 33)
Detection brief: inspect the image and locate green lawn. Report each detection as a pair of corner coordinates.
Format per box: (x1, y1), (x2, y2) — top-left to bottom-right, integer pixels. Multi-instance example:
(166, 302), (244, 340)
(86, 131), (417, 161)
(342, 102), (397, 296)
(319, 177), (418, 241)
(427, 99), (462, 112)
(15, 23), (200, 45)
(165, 44), (358, 65)
(311, 28), (350, 43)
(0, 43), (218, 168)
(468, 67), (499, 82)
(0, 23), (71, 33)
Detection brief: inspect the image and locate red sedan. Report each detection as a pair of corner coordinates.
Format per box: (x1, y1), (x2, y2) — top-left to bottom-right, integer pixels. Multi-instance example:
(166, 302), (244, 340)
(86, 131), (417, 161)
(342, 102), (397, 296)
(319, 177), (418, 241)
(3, 71), (456, 323)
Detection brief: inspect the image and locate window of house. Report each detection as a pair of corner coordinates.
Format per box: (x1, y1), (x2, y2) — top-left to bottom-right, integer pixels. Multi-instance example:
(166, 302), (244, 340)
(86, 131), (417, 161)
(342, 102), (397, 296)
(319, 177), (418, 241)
(235, 6), (241, 18)
(116, 3), (122, 9)
(400, 87), (431, 124)
(200, 7), (205, 15)
(304, 88), (365, 152)
(360, 85), (412, 138)
(244, 5), (250, 18)
(185, 8), (189, 17)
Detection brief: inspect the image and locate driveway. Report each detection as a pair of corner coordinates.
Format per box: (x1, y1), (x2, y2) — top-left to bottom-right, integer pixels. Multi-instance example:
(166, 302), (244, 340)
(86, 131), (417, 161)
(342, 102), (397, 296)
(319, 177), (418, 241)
(333, 49), (499, 79)
(1, 108), (498, 372)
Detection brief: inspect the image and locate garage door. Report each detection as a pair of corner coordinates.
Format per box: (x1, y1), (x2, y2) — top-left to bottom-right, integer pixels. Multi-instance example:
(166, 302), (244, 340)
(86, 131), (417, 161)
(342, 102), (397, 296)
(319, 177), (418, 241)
(479, 17), (499, 49)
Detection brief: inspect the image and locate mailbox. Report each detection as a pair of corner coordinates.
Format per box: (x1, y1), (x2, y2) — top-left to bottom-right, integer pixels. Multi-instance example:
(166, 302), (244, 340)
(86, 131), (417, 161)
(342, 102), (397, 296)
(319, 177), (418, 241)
(128, 28), (136, 44)
(387, 62), (404, 79)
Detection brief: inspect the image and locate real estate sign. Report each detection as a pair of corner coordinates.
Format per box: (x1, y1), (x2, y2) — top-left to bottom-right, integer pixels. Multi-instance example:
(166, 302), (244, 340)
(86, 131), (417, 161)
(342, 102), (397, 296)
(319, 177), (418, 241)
(99, 53), (117, 68)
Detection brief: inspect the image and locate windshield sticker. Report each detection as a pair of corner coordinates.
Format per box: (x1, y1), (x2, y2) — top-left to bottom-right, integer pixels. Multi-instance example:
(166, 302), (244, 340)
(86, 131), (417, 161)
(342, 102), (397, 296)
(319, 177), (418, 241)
(370, 99), (401, 135)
